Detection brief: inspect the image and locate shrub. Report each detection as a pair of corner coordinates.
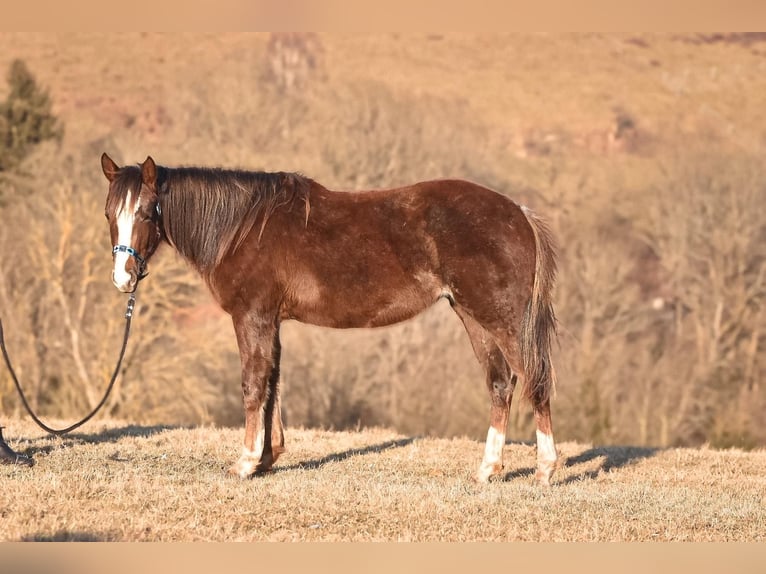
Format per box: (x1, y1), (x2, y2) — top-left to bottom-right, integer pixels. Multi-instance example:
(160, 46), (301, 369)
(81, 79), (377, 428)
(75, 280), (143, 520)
(0, 59), (63, 172)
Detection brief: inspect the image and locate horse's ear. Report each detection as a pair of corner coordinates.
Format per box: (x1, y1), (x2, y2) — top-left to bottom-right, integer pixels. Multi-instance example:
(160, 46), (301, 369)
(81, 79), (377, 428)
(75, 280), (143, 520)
(101, 153), (120, 182)
(141, 156), (157, 190)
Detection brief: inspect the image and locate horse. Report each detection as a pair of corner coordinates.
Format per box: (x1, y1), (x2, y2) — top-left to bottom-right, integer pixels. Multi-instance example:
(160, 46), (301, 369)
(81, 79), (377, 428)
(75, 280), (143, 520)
(101, 153), (559, 485)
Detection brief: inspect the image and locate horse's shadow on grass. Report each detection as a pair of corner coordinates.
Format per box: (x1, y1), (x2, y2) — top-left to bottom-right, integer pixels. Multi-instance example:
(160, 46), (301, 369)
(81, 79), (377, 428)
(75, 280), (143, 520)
(24, 426), (414, 471)
(22, 427), (658, 485)
(69, 424), (179, 444)
(503, 444), (661, 484)
(21, 529), (118, 542)
(24, 424), (178, 458)
(273, 437), (418, 473)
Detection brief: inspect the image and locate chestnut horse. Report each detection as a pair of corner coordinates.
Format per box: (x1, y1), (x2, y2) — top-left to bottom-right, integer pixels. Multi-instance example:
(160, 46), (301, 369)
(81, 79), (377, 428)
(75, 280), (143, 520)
(101, 153), (559, 485)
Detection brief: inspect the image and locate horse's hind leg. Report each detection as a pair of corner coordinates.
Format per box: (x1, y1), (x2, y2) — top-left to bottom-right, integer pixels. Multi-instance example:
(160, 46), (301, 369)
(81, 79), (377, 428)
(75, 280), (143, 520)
(487, 328), (558, 486)
(491, 327), (558, 486)
(454, 308), (516, 482)
(455, 306), (558, 485)
(533, 398), (557, 486)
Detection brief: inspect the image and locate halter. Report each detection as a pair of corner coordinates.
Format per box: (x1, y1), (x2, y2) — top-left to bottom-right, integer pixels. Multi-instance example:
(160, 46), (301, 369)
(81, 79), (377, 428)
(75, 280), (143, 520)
(111, 200), (162, 279)
(112, 245), (148, 277)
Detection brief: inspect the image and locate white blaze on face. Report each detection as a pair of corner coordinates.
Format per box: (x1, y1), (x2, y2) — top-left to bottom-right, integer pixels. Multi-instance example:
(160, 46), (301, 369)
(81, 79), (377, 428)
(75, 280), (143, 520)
(112, 189), (140, 290)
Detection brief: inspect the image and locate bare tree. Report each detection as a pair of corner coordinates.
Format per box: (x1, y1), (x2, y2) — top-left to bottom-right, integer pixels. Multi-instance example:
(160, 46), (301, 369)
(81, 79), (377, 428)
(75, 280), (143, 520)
(0, 147), (242, 426)
(632, 150), (766, 447)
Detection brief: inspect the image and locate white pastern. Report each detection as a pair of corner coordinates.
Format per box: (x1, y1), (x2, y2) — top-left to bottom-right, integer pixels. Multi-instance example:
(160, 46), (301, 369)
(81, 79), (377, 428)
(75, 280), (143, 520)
(535, 429), (558, 485)
(113, 189), (140, 289)
(535, 429), (557, 463)
(476, 426), (506, 482)
(233, 429), (266, 478)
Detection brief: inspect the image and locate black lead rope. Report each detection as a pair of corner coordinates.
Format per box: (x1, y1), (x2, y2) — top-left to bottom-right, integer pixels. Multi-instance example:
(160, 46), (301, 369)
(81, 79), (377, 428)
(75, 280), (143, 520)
(0, 292), (136, 436)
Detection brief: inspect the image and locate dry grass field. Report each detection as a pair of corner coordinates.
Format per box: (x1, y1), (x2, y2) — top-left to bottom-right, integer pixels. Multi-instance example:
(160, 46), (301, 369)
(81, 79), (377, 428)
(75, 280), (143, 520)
(1, 417), (764, 542)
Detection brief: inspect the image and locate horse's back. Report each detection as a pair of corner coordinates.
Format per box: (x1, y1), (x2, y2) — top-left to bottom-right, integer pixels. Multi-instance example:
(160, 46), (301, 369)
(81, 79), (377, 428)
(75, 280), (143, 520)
(314, 178), (529, 243)
(269, 179), (537, 328)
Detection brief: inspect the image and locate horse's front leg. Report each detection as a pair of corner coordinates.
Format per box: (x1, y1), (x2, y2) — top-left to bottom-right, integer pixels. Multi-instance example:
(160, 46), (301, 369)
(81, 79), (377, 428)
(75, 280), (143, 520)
(228, 312), (281, 479)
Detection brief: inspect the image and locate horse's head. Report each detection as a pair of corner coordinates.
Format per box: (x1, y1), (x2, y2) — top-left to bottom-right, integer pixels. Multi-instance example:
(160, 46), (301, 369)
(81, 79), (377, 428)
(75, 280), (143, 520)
(102, 153), (163, 293)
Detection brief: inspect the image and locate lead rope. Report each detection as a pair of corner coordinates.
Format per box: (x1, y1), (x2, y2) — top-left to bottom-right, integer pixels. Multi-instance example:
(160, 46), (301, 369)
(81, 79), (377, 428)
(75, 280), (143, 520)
(0, 292), (136, 436)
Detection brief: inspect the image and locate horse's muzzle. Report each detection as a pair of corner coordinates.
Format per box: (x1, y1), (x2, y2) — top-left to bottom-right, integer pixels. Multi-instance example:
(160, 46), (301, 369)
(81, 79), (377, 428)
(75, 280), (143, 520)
(112, 270), (138, 293)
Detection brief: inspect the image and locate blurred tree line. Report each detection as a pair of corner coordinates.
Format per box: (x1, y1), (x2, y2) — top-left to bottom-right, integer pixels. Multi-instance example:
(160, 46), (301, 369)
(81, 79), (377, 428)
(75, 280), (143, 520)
(0, 37), (763, 450)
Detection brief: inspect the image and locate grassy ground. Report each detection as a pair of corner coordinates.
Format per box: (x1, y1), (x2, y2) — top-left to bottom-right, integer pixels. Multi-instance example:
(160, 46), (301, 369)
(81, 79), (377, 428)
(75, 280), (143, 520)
(1, 417), (764, 541)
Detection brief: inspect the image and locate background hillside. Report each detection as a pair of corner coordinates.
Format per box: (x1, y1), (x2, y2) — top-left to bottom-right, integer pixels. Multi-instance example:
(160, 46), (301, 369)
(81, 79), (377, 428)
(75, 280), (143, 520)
(0, 33), (764, 449)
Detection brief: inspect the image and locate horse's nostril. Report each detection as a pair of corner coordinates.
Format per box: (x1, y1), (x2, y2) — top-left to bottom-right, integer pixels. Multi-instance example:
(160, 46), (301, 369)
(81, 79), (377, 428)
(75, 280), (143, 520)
(112, 270), (134, 292)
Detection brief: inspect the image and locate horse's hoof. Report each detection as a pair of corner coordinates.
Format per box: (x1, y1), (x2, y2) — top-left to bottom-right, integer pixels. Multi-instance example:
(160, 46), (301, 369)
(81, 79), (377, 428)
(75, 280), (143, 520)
(226, 464), (249, 479)
(535, 467), (554, 487)
(475, 462), (504, 483)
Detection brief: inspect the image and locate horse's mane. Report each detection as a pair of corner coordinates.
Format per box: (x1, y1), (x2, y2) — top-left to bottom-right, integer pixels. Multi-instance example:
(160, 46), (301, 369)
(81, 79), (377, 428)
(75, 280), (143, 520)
(108, 165), (312, 275)
(159, 167), (312, 274)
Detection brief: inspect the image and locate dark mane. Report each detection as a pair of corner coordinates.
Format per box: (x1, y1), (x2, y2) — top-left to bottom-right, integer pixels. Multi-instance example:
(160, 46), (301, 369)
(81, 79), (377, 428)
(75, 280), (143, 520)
(157, 167), (312, 274)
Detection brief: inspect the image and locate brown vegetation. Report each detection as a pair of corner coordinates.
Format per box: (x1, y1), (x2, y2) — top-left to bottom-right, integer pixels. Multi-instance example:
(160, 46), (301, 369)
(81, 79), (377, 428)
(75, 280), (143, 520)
(0, 33), (764, 452)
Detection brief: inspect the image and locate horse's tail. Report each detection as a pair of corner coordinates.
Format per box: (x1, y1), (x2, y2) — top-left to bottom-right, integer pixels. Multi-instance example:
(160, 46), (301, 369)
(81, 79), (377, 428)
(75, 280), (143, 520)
(519, 206), (558, 406)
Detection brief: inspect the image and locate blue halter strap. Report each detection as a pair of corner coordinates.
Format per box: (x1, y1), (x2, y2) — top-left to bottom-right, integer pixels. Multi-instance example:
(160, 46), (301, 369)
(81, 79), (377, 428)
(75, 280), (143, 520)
(112, 245), (147, 271)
